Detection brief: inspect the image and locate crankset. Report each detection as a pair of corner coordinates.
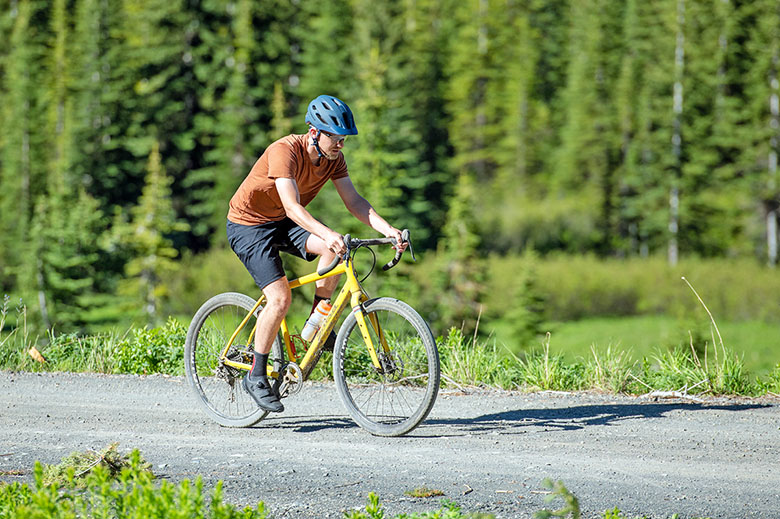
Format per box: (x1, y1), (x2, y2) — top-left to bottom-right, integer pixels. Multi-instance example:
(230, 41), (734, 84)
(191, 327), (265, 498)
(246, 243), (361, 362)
(277, 361), (304, 398)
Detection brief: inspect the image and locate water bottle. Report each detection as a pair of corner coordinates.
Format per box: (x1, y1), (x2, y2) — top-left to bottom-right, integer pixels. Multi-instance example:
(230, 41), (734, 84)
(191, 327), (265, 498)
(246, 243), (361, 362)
(301, 299), (332, 341)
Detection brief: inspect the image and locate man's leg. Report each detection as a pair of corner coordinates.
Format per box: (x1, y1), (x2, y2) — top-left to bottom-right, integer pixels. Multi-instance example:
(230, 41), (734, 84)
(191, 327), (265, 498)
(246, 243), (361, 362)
(254, 276), (291, 354)
(243, 276), (290, 413)
(306, 237), (341, 350)
(307, 236), (341, 303)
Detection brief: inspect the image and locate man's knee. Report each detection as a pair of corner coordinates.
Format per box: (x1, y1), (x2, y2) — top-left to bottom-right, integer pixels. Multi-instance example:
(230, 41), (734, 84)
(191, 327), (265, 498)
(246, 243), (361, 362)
(263, 278), (292, 313)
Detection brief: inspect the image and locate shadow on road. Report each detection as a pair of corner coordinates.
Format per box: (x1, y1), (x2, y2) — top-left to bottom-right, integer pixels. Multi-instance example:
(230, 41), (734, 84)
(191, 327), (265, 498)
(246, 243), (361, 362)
(425, 401), (772, 435)
(248, 416), (358, 433)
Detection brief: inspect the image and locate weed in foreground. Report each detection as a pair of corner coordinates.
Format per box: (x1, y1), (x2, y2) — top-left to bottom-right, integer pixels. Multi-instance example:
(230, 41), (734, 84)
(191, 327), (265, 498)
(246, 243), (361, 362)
(405, 486), (445, 498)
(40, 442), (151, 487)
(0, 449), (267, 519)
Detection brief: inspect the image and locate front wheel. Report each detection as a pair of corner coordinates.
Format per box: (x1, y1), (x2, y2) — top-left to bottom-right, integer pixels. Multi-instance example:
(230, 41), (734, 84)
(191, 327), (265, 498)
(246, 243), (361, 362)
(333, 298), (439, 436)
(184, 292), (283, 427)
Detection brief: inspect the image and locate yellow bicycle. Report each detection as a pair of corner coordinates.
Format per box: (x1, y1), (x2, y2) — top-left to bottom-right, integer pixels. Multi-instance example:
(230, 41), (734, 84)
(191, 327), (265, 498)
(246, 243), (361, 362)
(184, 230), (440, 436)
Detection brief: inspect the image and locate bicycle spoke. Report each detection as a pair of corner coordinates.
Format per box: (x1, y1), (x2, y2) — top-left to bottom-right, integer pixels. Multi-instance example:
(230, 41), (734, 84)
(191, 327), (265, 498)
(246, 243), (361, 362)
(334, 298), (439, 436)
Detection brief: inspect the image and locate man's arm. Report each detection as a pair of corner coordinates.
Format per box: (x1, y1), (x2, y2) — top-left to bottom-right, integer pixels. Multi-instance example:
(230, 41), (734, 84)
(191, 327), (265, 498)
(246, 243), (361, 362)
(275, 177), (345, 254)
(332, 176), (406, 249)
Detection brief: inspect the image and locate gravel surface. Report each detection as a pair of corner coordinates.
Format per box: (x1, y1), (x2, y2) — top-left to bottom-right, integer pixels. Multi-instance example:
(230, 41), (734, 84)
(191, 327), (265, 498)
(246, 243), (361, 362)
(1, 371), (778, 518)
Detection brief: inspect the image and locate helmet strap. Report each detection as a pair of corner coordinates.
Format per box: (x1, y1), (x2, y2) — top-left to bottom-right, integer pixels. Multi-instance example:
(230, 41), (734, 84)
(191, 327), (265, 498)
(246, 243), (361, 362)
(311, 129), (325, 158)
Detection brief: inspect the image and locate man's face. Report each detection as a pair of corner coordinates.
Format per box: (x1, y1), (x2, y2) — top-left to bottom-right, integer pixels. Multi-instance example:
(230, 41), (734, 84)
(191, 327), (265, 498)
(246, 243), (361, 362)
(312, 128), (347, 160)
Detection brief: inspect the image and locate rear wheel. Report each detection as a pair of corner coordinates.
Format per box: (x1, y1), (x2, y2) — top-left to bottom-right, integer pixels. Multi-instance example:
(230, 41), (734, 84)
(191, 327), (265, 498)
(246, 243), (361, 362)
(333, 298), (439, 436)
(184, 292), (283, 427)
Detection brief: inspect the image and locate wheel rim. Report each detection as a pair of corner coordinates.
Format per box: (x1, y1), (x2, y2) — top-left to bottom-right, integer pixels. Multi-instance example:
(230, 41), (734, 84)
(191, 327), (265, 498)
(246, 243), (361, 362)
(339, 306), (435, 429)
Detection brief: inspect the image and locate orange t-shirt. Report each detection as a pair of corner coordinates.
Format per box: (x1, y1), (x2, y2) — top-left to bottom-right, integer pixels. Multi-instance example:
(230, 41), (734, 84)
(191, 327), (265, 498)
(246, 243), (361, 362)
(227, 134), (349, 225)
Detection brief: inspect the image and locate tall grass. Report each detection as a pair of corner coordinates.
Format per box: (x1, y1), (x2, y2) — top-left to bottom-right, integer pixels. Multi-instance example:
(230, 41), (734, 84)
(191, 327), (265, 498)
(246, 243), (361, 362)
(437, 328), (776, 396)
(0, 313), (185, 376)
(3, 296), (778, 395)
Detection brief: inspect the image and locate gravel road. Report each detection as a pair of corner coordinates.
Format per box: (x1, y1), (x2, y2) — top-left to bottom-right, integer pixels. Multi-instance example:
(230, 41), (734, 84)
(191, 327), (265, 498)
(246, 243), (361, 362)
(1, 372), (778, 518)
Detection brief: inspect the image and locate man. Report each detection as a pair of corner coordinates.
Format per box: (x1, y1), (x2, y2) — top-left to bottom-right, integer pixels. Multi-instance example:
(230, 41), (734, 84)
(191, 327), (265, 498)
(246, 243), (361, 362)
(226, 95), (406, 413)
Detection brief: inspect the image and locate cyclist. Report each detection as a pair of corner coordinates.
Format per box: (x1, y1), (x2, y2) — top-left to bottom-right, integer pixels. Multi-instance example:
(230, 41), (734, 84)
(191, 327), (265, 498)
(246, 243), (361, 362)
(226, 95), (406, 413)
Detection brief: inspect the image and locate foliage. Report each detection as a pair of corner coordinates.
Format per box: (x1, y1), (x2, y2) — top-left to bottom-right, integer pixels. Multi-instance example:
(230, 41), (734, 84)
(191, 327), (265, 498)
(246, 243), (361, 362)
(4, 0), (780, 334)
(344, 492), (491, 519)
(535, 479), (580, 519)
(113, 141), (189, 322)
(112, 317), (187, 375)
(40, 443), (151, 488)
(0, 450), (267, 519)
(405, 486), (445, 499)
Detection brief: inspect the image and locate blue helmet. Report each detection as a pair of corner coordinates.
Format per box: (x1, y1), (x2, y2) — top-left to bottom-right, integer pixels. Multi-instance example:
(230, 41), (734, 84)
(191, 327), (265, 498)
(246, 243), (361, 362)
(305, 95), (358, 136)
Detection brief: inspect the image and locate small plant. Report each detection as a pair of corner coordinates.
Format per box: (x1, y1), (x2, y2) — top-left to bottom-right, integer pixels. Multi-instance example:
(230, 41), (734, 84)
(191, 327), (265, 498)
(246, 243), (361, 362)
(514, 334), (585, 391)
(439, 328), (518, 389)
(112, 317), (186, 375)
(40, 442), (151, 487)
(1, 450), (267, 518)
(344, 493), (490, 519)
(405, 486), (445, 498)
(534, 479), (581, 519)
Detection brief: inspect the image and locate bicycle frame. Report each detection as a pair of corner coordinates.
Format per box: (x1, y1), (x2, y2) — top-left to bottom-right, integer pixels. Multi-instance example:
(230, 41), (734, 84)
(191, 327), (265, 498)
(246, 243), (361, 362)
(218, 255), (388, 379)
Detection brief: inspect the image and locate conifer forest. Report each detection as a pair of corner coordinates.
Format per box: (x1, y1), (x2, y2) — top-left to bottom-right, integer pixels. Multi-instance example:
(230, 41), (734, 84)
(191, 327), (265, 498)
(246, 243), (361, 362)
(1, 0), (779, 338)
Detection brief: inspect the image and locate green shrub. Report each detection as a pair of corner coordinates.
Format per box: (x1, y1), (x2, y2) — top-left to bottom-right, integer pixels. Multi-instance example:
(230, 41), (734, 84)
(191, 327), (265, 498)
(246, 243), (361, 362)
(112, 317), (186, 375)
(0, 451), (267, 519)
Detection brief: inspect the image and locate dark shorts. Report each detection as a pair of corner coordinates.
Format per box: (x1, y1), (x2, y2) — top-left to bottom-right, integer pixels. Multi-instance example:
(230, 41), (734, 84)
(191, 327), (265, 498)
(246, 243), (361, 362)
(226, 218), (316, 289)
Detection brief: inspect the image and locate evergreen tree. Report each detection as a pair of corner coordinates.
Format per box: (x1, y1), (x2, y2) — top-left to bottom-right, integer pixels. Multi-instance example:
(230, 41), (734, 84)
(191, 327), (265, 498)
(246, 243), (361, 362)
(295, 0), (354, 105)
(395, 0), (457, 249)
(21, 189), (108, 332)
(675, 0), (749, 258)
(0, 0), (48, 291)
(119, 141), (188, 321)
(617, 0), (678, 258)
(99, 0), (199, 247)
(45, 0), (74, 195)
(270, 80), (293, 141)
(69, 0), (114, 200)
(743, 0), (780, 265)
(554, 0), (624, 254)
(433, 171), (485, 335)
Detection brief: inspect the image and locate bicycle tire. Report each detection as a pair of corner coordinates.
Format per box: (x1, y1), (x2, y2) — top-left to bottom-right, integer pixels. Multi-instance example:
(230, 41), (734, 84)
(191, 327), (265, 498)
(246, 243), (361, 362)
(184, 292), (283, 427)
(333, 297), (439, 436)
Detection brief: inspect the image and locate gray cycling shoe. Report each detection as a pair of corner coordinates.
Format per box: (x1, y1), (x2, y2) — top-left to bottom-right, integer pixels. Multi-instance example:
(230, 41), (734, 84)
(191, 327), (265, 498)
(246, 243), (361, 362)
(242, 374), (284, 413)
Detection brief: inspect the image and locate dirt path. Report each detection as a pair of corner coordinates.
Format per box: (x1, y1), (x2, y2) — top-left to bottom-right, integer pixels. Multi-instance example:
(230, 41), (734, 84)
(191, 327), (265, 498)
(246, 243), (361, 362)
(1, 372), (778, 518)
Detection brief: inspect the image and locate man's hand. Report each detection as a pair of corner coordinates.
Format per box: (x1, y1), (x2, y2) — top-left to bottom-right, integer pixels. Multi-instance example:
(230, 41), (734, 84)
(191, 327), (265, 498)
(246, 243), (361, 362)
(324, 230), (347, 255)
(385, 227), (408, 253)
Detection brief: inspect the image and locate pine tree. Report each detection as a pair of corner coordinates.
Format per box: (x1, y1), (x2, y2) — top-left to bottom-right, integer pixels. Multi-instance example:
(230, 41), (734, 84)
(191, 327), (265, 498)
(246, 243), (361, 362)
(303, 0), (429, 240)
(119, 141), (188, 321)
(434, 171), (485, 335)
(45, 0), (74, 195)
(743, 0), (780, 265)
(99, 0), (199, 244)
(21, 188), (110, 332)
(295, 0), (354, 105)
(395, 0), (457, 249)
(69, 0), (114, 200)
(554, 0), (625, 254)
(617, 0), (678, 258)
(0, 0), (48, 291)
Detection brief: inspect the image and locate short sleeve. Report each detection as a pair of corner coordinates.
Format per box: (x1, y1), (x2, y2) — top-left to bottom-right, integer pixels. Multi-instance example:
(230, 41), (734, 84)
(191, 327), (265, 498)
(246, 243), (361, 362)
(266, 139), (298, 180)
(331, 155), (349, 180)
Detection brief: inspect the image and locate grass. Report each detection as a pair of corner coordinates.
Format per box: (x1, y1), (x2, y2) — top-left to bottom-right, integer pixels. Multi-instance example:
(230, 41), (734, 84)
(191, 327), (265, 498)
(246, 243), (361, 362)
(531, 315), (780, 377)
(3, 288), (779, 396)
